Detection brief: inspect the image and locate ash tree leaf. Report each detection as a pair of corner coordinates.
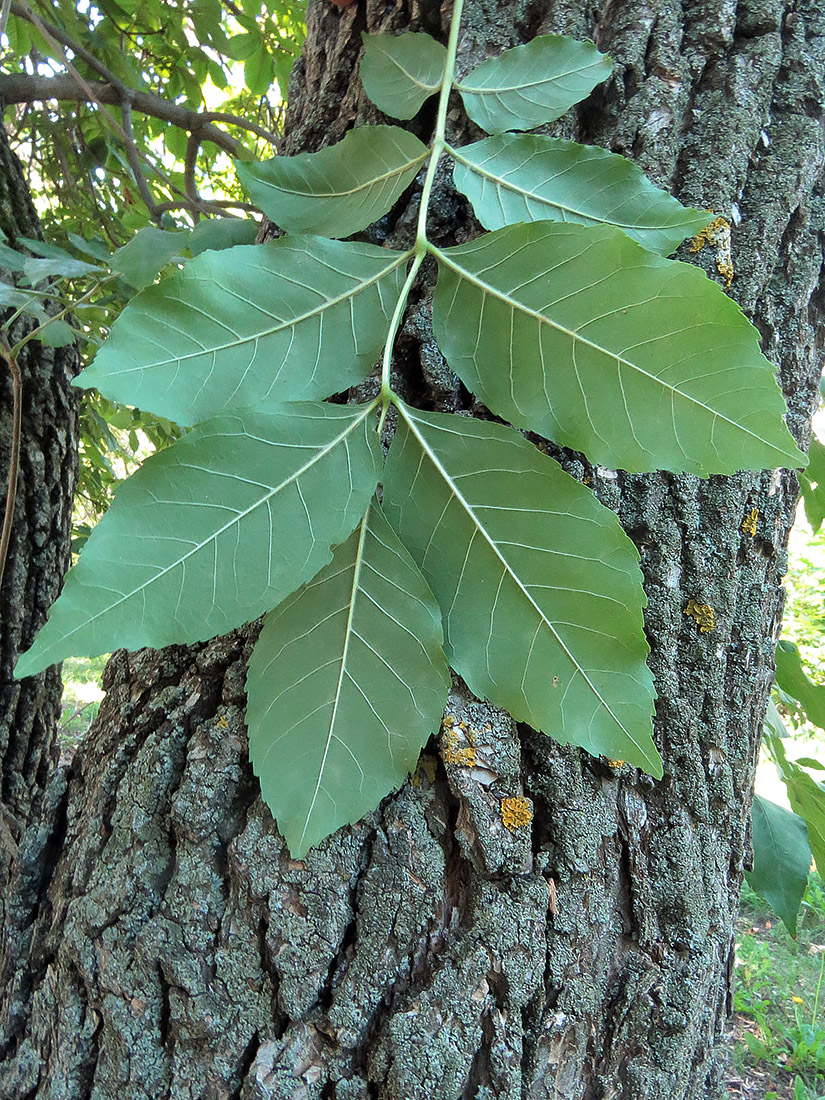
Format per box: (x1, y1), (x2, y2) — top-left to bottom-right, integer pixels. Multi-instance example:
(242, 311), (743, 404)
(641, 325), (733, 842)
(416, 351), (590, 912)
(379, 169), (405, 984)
(77, 238), (410, 425)
(246, 498), (450, 857)
(746, 794), (811, 937)
(187, 217), (258, 256)
(36, 319), (76, 347)
(798, 435), (825, 534)
(774, 640), (825, 730)
(21, 256), (104, 285)
(235, 126), (429, 238)
(456, 35), (612, 134)
(14, 402), (381, 678)
(771, 736), (825, 881)
(382, 403), (661, 775)
(360, 31), (447, 120)
(110, 226), (189, 289)
(451, 134), (712, 254)
(431, 222), (804, 475)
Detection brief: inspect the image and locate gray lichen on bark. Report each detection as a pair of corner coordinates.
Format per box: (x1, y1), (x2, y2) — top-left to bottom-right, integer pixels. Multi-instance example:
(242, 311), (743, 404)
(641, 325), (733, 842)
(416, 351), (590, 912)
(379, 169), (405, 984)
(1, 0), (824, 1097)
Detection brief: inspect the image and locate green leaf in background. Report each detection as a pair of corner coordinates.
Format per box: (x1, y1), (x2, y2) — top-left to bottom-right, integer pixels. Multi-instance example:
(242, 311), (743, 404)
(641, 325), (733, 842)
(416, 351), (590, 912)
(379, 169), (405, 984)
(235, 126), (428, 238)
(798, 435), (825, 534)
(772, 736), (825, 881)
(359, 31), (447, 120)
(456, 35), (612, 134)
(21, 256), (104, 284)
(383, 404), (661, 774)
(747, 794), (811, 936)
(187, 217), (259, 255)
(244, 42), (275, 95)
(15, 402), (381, 677)
(774, 640), (825, 729)
(0, 241), (28, 271)
(451, 134), (711, 254)
(246, 499), (450, 857)
(109, 226), (188, 289)
(78, 238), (410, 425)
(36, 319), (76, 348)
(431, 222), (804, 475)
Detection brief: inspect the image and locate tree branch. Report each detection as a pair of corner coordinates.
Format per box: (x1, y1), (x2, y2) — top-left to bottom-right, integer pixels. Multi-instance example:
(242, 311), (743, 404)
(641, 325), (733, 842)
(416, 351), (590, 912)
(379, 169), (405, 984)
(0, 73), (247, 158)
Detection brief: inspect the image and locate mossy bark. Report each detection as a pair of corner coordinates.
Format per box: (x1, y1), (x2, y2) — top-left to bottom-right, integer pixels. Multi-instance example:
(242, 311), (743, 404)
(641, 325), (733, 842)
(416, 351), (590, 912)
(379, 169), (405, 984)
(0, 120), (78, 907)
(1, 0), (824, 1097)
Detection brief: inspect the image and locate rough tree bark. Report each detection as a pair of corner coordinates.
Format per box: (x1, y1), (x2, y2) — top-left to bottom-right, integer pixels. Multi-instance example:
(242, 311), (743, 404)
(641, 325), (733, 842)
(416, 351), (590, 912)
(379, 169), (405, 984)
(1, 0), (823, 1097)
(0, 121), (78, 903)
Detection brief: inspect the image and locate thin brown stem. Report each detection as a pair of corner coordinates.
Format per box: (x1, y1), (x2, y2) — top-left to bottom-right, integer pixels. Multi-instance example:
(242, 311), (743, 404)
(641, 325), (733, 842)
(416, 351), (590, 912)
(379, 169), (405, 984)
(0, 335), (22, 596)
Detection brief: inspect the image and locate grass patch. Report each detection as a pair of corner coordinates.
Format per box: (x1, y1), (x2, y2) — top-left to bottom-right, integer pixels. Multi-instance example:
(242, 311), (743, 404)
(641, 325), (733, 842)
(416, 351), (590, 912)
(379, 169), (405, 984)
(59, 654), (108, 751)
(733, 875), (825, 1099)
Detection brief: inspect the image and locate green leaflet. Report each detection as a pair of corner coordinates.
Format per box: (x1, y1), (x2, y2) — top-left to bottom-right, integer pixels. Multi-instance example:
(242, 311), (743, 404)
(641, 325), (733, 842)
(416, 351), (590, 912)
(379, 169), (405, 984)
(77, 238), (410, 425)
(774, 640), (825, 729)
(235, 126), (429, 238)
(382, 404), (661, 774)
(770, 734), (825, 882)
(798, 435), (825, 534)
(109, 226), (187, 289)
(747, 794), (811, 937)
(246, 499), (450, 857)
(15, 402), (381, 677)
(360, 31), (447, 119)
(451, 134), (711, 254)
(431, 222), (805, 475)
(456, 35), (612, 134)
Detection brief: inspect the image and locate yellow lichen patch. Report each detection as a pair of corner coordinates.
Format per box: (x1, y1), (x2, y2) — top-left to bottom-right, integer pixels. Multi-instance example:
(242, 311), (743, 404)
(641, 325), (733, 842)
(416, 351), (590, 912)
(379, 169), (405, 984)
(690, 215), (733, 288)
(441, 726), (477, 767)
(684, 598), (716, 634)
(216, 714), (229, 730)
(411, 755), (437, 787)
(501, 796), (532, 830)
(605, 759), (625, 769)
(741, 508), (759, 537)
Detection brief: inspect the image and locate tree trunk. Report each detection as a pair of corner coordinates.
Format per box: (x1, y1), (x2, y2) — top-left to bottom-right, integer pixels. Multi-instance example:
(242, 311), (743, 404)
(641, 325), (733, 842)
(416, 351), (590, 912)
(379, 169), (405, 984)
(0, 121), (78, 895)
(1, 0), (823, 1097)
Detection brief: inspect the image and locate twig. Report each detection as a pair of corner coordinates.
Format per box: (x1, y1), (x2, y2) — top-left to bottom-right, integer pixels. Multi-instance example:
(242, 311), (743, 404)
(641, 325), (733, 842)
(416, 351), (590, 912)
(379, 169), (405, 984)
(0, 74), (247, 158)
(184, 131), (200, 208)
(119, 97), (161, 222)
(0, 0), (12, 37)
(0, 334), (22, 595)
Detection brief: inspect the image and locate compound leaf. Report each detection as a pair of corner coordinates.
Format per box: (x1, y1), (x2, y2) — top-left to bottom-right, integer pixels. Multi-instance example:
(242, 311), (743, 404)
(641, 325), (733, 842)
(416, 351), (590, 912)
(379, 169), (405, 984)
(451, 134), (711, 254)
(431, 222), (804, 475)
(456, 35), (611, 134)
(15, 402), (381, 677)
(235, 126), (428, 238)
(78, 238), (410, 425)
(383, 404), (660, 774)
(747, 794), (811, 936)
(247, 499), (449, 857)
(360, 31), (447, 119)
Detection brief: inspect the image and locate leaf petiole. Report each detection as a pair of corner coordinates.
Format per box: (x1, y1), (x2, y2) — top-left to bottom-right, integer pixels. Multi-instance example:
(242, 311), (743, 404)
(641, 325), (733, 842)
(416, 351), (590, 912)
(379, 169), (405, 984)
(379, 0), (466, 430)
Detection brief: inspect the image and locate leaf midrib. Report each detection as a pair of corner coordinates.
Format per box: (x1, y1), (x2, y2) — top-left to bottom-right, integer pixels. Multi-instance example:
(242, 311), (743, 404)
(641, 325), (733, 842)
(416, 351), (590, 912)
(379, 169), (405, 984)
(399, 403), (653, 763)
(253, 150), (429, 202)
(430, 241), (781, 454)
(114, 250), (412, 375)
(40, 404), (377, 656)
(448, 142), (690, 233)
(375, 43), (444, 92)
(457, 60), (603, 97)
(299, 510), (370, 850)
